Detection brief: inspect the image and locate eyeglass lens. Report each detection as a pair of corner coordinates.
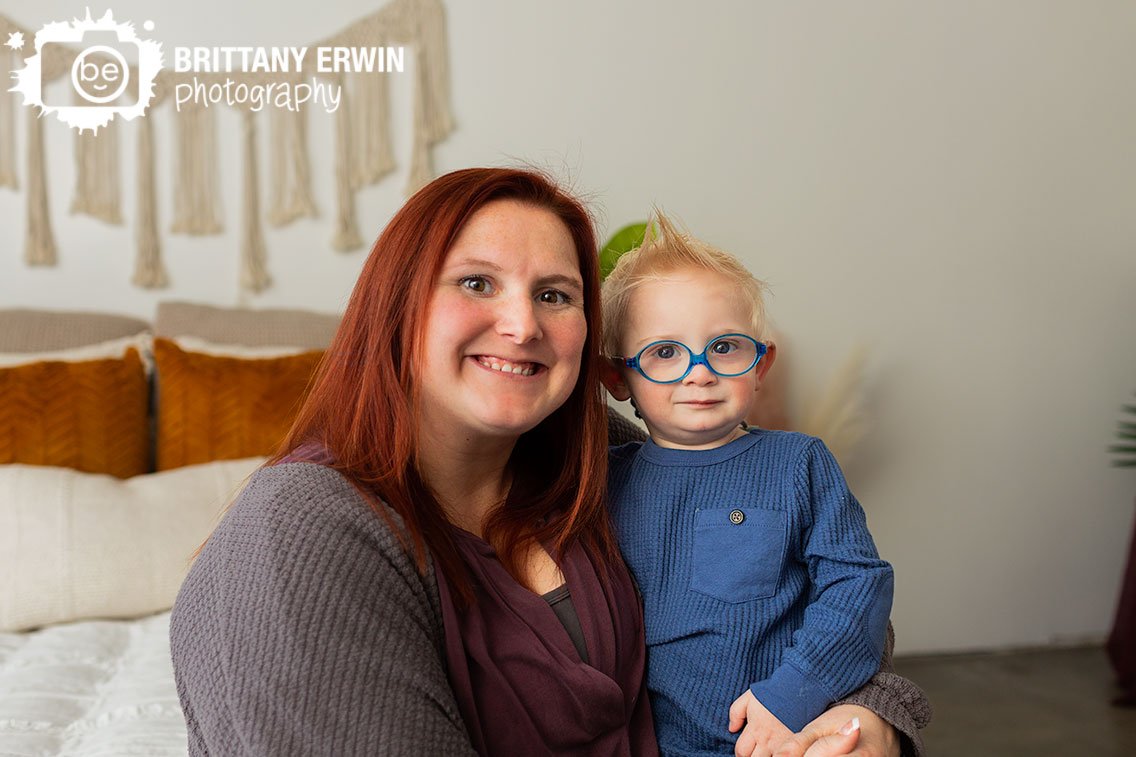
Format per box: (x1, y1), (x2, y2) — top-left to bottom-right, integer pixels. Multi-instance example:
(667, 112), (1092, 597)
(637, 336), (758, 382)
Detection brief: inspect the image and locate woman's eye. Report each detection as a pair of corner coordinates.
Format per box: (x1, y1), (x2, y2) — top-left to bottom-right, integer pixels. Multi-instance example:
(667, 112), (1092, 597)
(459, 276), (493, 294)
(538, 289), (572, 305)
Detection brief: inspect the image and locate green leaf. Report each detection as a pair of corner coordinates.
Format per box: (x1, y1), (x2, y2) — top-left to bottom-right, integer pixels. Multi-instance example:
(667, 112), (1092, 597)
(1116, 397), (1136, 467)
(599, 222), (648, 280)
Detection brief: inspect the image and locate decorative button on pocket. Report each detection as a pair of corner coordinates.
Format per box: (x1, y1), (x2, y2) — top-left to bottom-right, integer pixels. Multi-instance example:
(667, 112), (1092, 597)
(729, 509), (745, 525)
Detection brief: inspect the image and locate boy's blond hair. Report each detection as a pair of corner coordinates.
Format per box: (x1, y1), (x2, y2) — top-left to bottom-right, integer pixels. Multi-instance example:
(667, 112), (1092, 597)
(601, 211), (768, 357)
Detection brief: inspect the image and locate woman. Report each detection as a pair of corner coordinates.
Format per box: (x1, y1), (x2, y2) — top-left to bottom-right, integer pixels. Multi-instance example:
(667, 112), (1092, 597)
(170, 168), (926, 756)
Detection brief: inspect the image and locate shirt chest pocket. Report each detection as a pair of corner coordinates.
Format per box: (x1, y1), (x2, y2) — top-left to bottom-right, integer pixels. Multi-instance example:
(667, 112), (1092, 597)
(690, 507), (787, 603)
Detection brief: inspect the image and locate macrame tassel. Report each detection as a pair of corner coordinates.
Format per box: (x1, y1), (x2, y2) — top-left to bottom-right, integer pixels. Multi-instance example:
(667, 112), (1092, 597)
(240, 110), (270, 292)
(419, 0), (456, 139)
(24, 110), (56, 266)
(132, 115), (168, 288)
(405, 0), (455, 195)
(405, 92), (433, 196)
(267, 103), (317, 226)
(331, 81), (363, 251)
(350, 70), (395, 189)
(171, 103), (222, 235)
(70, 104), (123, 224)
(0, 49), (17, 189)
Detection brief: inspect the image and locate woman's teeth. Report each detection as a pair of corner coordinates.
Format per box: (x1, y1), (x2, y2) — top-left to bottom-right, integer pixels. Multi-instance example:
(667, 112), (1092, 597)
(477, 356), (537, 376)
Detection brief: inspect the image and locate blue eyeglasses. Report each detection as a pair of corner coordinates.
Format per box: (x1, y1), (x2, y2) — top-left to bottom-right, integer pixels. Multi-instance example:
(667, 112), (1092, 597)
(615, 333), (767, 384)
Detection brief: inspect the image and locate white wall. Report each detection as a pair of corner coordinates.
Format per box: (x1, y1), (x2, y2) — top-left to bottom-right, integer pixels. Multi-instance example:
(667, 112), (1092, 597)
(2, 0), (1135, 655)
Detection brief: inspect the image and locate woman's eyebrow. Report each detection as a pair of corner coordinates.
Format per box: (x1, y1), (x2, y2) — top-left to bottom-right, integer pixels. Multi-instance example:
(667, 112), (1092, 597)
(536, 273), (584, 291)
(445, 257), (503, 271)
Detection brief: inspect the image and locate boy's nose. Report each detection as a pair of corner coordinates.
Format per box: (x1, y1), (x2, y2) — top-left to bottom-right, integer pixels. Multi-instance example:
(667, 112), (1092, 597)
(683, 362), (718, 386)
(495, 296), (542, 343)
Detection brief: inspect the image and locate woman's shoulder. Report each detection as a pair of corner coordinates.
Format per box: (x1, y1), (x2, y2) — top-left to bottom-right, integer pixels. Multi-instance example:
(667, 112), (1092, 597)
(198, 462), (423, 586)
(238, 462), (402, 532)
(239, 460), (366, 510)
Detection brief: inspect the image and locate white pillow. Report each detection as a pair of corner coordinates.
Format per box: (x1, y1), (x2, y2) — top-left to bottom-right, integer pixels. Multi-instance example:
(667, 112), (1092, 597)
(0, 457), (265, 632)
(171, 335), (312, 358)
(0, 332), (155, 373)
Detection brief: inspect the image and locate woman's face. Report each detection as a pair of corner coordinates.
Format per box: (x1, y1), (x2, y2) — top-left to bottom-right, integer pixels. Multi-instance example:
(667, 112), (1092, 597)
(418, 199), (587, 442)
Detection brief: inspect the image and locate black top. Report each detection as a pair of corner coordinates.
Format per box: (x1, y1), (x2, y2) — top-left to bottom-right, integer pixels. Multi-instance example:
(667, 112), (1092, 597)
(542, 583), (589, 664)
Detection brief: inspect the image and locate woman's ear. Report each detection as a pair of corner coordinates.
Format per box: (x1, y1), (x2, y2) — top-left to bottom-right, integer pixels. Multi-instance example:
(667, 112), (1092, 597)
(600, 359), (632, 401)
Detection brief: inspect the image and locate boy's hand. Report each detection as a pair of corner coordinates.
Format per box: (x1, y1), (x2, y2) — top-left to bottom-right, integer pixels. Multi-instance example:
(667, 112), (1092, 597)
(728, 689), (794, 757)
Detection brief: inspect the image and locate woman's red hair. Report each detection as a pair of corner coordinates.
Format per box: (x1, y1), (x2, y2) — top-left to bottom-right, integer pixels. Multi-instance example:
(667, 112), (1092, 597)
(271, 168), (616, 600)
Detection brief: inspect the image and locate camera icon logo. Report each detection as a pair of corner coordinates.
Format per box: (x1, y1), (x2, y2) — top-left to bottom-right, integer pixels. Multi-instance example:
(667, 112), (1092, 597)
(70, 39), (135, 105)
(10, 9), (163, 133)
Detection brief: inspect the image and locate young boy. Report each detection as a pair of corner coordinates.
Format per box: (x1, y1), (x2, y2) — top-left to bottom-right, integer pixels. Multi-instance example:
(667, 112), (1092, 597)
(601, 213), (894, 756)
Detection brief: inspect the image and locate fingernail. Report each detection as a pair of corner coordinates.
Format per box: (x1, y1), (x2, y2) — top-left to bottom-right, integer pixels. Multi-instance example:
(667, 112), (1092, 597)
(839, 717), (861, 736)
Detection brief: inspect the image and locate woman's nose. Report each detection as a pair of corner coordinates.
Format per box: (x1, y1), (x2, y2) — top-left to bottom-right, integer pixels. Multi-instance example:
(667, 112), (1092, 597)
(495, 295), (543, 343)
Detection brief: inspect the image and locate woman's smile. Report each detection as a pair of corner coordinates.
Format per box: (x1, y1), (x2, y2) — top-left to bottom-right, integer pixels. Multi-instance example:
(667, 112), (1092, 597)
(472, 355), (544, 377)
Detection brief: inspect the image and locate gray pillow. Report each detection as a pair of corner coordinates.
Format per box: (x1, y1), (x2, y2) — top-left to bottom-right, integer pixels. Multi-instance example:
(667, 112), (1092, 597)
(0, 309), (149, 352)
(154, 302), (341, 349)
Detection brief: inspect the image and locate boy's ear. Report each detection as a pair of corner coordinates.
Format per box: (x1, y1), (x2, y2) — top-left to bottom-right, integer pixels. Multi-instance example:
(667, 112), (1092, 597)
(754, 341), (778, 388)
(600, 359), (632, 401)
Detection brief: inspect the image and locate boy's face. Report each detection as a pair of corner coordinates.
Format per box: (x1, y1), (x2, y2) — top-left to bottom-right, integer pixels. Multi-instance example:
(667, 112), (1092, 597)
(602, 266), (776, 450)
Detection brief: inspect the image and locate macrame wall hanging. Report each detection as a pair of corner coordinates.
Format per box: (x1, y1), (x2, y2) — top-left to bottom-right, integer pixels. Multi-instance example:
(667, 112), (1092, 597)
(0, 0), (454, 292)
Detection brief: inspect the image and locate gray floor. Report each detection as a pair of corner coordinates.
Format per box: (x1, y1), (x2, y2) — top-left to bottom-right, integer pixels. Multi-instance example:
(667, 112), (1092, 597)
(893, 646), (1136, 756)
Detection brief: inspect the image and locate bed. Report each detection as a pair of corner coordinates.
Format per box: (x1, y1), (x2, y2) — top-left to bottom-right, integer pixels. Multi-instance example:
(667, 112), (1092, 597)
(0, 611), (186, 756)
(0, 302), (340, 756)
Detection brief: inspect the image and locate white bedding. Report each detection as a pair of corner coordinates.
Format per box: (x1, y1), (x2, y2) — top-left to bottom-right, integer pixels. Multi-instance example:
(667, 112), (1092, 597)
(0, 612), (186, 757)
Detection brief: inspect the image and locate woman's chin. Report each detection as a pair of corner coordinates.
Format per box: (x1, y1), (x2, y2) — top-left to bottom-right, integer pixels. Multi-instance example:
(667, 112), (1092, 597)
(463, 388), (573, 439)
(473, 412), (545, 439)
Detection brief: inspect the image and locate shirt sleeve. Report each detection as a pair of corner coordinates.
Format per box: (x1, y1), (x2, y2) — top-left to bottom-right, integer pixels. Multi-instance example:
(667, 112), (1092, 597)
(748, 438), (895, 732)
(170, 464), (478, 756)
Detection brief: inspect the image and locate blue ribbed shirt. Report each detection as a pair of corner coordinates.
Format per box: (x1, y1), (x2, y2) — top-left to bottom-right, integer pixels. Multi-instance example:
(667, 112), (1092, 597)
(608, 429), (893, 755)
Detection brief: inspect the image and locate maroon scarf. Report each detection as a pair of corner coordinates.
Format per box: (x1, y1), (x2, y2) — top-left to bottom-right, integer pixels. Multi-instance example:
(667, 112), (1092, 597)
(436, 528), (657, 756)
